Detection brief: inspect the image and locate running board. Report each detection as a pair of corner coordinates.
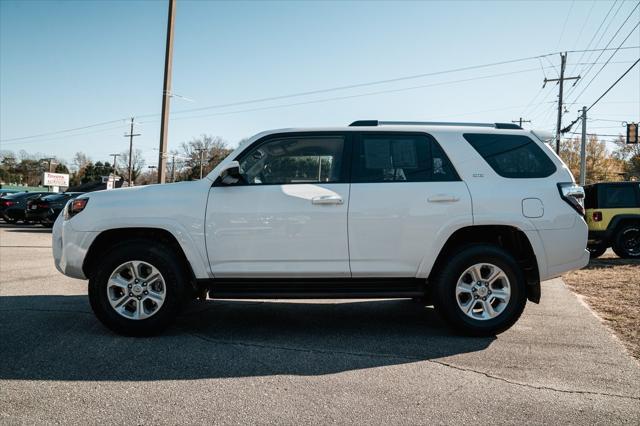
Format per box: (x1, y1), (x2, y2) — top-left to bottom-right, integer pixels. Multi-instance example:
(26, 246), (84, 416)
(198, 278), (426, 299)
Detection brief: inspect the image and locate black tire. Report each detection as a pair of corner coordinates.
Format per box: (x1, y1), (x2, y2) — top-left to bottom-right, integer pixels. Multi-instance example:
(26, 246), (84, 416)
(587, 244), (607, 259)
(432, 244), (527, 336)
(3, 216), (17, 224)
(88, 239), (189, 336)
(611, 223), (640, 259)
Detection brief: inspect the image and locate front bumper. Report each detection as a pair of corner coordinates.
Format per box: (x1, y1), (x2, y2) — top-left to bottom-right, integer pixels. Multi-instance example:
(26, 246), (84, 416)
(52, 216), (99, 280)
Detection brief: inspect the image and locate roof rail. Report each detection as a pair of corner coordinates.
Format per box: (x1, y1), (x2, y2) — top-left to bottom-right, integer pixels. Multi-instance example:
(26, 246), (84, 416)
(348, 120), (522, 130)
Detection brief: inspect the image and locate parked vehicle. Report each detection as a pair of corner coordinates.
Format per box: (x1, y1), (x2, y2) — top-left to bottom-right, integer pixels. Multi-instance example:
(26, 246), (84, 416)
(0, 189), (22, 198)
(1, 192), (52, 223)
(53, 121), (589, 337)
(26, 192), (84, 227)
(585, 182), (640, 259)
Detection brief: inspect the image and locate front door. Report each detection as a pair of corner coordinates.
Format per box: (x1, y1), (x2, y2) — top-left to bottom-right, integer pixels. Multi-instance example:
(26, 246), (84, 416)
(206, 133), (351, 278)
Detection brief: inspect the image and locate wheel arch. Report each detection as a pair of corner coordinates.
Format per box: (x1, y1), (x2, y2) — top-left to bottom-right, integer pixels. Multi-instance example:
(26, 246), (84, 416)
(425, 225), (541, 303)
(606, 214), (640, 235)
(82, 228), (197, 288)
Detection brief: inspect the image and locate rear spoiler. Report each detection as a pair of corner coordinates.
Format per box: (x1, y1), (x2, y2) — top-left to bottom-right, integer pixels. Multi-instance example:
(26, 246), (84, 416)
(531, 130), (555, 145)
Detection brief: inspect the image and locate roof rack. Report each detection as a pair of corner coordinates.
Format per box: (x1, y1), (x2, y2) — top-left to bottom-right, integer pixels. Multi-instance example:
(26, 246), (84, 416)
(349, 120), (522, 130)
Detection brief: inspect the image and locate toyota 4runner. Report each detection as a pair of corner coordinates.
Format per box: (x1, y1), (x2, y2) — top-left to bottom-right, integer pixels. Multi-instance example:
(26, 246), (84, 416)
(53, 121), (589, 336)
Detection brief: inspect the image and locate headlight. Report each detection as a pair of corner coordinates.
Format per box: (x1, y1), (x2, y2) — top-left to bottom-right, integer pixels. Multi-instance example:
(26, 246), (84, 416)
(64, 198), (89, 220)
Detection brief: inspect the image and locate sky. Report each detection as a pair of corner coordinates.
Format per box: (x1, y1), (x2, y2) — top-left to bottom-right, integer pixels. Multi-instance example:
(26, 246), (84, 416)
(1, 0), (639, 169)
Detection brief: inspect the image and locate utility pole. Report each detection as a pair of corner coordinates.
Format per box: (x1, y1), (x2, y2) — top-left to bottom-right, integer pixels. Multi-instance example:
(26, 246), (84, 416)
(195, 148), (207, 179)
(511, 117), (531, 128)
(157, 0), (177, 184)
(170, 154), (176, 182)
(124, 117), (141, 187)
(579, 106), (587, 186)
(109, 153), (121, 173)
(543, 52), (580, 154)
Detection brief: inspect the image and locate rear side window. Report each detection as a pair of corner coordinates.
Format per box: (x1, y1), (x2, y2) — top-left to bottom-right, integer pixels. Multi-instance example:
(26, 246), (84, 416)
(600, 184), (639, 208)
(463, 134), (556, 178)
(351, 133), (459, 183)
(584, 186), (597, 209)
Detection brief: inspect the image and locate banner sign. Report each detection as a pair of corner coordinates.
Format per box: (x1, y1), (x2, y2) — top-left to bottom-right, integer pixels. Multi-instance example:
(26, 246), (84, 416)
(43, 172), (69, 187)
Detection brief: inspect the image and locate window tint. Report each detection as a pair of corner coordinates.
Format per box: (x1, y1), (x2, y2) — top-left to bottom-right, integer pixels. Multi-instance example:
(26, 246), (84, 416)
(351, 134), (458, 183)
(239, 136), (345, 185)
(463, 134), (556, 178)
(584, 186), (597, 209)
(600, 184), (638, 208)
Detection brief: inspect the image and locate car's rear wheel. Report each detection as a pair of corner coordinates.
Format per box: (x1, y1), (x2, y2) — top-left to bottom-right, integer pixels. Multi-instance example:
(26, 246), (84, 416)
(612, 223), (640, 259)
(88, 239), (188, 336)
(432, 244), (527, 336)
(587, 244), (606, 259)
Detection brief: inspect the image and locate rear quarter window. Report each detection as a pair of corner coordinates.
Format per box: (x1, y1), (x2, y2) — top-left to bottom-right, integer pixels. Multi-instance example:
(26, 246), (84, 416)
(463, 133), (556, 178)
(600, 184), (639, 209)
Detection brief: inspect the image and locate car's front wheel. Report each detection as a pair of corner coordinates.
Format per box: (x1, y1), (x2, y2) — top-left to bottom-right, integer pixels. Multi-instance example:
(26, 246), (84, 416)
(612, 223), (640, 259)
(432, 244), (527, 336)
(88, 239), (188, 336)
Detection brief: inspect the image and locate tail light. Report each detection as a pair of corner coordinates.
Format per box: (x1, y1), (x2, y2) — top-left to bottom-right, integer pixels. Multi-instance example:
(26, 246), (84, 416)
(592, 211), (602, 222)
(1, 200), (15, 207)
(557, 182), (585, 215)
(64, 198), (89, 220)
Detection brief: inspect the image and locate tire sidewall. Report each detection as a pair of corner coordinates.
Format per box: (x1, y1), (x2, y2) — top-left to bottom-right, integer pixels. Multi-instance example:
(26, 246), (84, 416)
(433, 245), (527, 336)
(613, 224), (640, 259)
(89, 240), (186, 336)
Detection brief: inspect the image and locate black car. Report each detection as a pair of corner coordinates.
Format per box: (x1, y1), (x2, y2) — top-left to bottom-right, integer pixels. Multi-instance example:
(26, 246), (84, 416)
(0, 192), (52, 223)
(25, 192), (84, 227)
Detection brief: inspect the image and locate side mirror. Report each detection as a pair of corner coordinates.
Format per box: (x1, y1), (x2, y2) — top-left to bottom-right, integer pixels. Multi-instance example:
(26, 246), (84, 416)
(214, 161), (243, 186)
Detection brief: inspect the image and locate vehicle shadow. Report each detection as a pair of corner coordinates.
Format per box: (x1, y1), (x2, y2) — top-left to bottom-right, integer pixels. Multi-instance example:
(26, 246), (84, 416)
(0, 295), (494, 381)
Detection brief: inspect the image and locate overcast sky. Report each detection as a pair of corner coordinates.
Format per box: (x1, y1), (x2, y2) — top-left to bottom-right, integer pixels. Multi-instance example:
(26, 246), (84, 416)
(1, 0), (638, 167)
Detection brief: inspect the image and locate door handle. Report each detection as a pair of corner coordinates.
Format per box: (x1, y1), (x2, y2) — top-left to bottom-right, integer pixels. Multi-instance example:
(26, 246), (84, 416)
(428, 194), (460, 203)
(311, 195), (344, 205)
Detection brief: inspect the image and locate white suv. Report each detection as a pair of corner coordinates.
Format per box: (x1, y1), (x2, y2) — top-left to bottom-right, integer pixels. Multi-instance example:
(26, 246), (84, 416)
(53, 121), (589, 336)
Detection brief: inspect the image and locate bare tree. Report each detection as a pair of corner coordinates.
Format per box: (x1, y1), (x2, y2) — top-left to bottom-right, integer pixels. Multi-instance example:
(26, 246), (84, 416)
(178, 134), (231, 180)
(119, 148), (146, 184)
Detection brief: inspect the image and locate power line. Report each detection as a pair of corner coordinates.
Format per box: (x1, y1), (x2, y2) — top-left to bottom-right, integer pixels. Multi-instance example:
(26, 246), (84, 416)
(2, 46), (638, 144)
(587, 58), (640, 112)
(566, 1), (639, 101)
(0, 118), (126, 143)
(560, 58), (640, 133)
(556, 0), (576, 49)
(140, 67), (544, 124)
(570, 20), (640, 105)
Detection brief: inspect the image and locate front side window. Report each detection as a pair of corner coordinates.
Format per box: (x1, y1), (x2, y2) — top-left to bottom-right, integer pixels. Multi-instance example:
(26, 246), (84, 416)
(463, 133), (557, 178)
(238, 136), (345, 185)
(351, 133), (458, 183)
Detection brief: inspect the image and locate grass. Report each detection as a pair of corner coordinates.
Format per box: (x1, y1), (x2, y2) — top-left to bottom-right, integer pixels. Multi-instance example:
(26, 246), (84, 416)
(563, 252), (640, 360)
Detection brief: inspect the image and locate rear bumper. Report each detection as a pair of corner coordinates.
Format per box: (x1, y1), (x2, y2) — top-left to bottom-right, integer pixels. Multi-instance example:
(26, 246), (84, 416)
(25, 209), (51, 221)
(538, 215), (589, 280)
(52, 216), (98, 280)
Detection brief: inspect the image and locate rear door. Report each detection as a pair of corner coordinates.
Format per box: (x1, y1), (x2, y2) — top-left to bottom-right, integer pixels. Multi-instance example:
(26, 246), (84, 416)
(206, 132), (352, 278)
(347, 132), (472, 277)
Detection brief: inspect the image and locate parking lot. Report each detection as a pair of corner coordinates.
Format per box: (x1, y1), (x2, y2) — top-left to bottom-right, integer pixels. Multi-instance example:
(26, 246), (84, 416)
(1, 223), (639, 424)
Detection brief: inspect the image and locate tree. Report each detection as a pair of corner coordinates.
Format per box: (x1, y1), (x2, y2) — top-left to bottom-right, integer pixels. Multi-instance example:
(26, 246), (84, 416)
(614, 135), (640, 180)
(119, 149), (145, 184)
(559, 135), (624, 184)
(175, 134), (231, 180)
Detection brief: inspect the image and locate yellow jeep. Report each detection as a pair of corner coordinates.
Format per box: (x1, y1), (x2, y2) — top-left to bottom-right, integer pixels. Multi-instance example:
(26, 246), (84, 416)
(584, 182), (640, 259)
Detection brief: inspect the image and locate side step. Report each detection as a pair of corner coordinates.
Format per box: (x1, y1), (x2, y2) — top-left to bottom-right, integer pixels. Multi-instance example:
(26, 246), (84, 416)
(199, 278), (426, 299)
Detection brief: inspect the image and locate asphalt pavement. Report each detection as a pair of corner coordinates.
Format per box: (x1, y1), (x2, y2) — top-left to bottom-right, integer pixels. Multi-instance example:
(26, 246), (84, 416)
(1, 222), (639, 424)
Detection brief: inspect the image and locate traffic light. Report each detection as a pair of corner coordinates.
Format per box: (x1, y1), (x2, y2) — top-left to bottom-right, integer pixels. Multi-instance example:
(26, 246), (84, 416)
(627, 122), (638, 144)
